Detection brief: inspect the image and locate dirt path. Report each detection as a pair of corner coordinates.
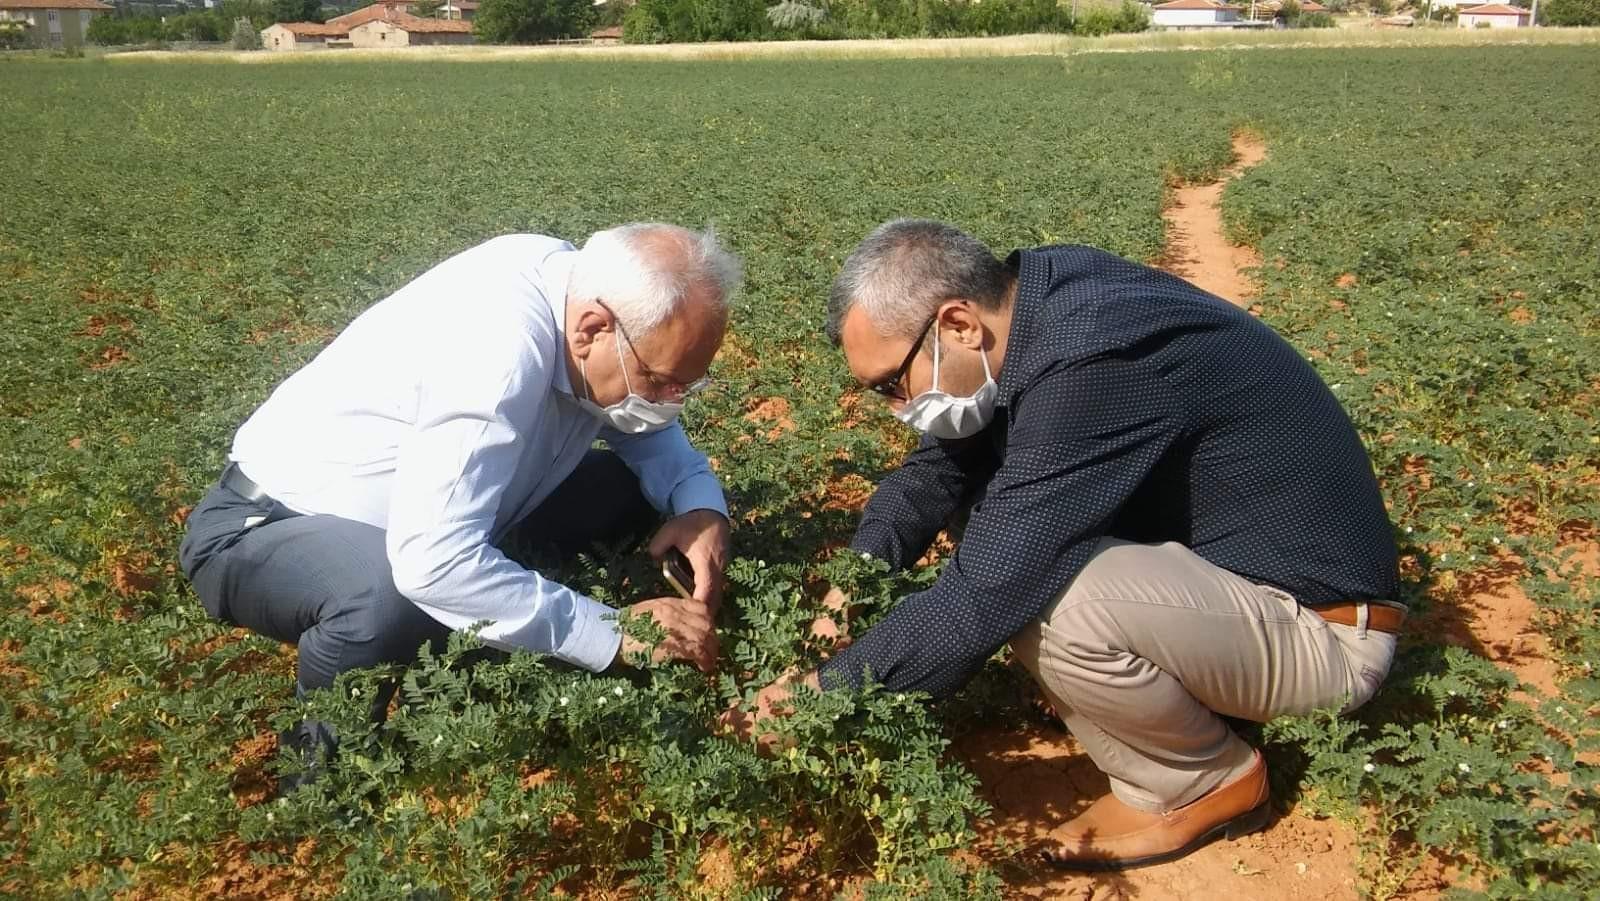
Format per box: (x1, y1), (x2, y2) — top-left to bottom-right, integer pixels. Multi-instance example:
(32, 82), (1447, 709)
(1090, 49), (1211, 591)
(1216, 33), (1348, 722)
(1160, 133), (1268, 308)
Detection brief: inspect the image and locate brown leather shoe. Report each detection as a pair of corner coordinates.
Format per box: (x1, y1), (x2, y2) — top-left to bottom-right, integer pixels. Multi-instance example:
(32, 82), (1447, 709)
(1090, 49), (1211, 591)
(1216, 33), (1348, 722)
(1042, 750), (1271, 871)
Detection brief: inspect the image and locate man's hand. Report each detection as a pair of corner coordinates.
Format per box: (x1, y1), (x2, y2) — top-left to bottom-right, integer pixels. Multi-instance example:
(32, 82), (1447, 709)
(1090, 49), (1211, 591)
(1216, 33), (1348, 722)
(649, 509), (730, 613)
(808, 585), (855, 655)
(718, 670), (821, 751)
(616, 597), (719, 673)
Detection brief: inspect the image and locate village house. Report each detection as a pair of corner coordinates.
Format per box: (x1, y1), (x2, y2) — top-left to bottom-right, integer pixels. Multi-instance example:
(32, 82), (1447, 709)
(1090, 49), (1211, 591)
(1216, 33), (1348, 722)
(1151, 0), (1270, 29)
(0, 0), (110, 48)
(261, 21), (349, 50)
(348, 14), (473, 46)
(265, 1), (474, 51)
(1457, 3), (1533, 26)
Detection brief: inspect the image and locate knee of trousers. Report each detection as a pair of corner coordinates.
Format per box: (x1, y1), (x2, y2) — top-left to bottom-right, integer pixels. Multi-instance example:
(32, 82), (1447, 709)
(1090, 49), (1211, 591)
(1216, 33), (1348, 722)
(313, 590), (443, 667)
(1009, 620), (1047, 678)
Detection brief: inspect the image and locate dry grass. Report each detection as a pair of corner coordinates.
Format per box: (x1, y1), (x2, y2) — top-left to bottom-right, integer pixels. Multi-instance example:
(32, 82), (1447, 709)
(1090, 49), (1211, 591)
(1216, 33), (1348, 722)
(107, 25), (1600, 65)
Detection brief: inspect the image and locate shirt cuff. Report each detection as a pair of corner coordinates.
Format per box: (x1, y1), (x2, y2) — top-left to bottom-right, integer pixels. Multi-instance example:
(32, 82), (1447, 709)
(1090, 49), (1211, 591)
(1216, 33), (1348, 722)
(669, 471), (729, 519)
(849, 522), (902, 570)
(817, 653), (864, 692)
(555, 593), (624, 673)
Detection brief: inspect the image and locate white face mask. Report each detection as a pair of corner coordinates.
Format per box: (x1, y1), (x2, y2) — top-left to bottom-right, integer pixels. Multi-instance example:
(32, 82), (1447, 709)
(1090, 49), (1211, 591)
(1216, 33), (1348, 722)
(577, 327), (683, 434)
(894, 328), (998, 440)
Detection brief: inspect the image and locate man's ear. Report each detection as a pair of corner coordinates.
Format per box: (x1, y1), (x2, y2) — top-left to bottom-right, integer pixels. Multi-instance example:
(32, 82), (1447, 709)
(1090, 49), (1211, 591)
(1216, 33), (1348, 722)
(570, 306), (611, 358)
(938, 300), (986, 350)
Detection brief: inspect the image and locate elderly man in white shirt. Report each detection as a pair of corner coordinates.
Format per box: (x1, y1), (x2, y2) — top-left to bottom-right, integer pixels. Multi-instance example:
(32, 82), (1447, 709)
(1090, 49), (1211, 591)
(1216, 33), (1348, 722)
(179, 223), (739, 786)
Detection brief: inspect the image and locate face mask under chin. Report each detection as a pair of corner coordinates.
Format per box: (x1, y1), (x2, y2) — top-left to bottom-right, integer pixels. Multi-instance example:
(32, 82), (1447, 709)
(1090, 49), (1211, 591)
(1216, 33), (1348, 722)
(894, 329), (998, 440)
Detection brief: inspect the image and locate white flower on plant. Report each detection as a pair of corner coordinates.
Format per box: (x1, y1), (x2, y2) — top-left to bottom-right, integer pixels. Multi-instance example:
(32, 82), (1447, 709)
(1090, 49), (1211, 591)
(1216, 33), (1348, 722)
(1497, 720), (1510, 730)
(613, 685), (625, 697)
(1363, 763), (1376, 774)
(559, 696), (570, 706)
(597, 696), (607, 705)
(433, 734), (444, 746)
(1457, 763), (1471, 774)
(1405, 526), (1413, 534)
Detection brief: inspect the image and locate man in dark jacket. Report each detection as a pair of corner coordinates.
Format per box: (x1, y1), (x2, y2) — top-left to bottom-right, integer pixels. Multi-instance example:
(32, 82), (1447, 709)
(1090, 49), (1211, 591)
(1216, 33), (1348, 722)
(726, 219), (1401, 870)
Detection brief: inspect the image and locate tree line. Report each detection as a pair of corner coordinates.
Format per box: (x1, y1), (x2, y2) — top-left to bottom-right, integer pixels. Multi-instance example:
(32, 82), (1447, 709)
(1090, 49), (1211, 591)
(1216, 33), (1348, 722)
(471, 0), (1149, 43)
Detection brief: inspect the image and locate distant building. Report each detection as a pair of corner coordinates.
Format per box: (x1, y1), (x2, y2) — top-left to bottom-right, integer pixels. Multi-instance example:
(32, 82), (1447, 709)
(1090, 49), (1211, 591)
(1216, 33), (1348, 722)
(590, 24), (622, 43)
(327, 0), (419, 29)
(1457, 3), (1532, 26)
(348, 15), (473, 46)
(1151, 0), (1269, 29)
(438, 0), (478, 20)
(262, 21), (349, 50)
(266, 2), (474, 50)
(0, 0), (111, 48)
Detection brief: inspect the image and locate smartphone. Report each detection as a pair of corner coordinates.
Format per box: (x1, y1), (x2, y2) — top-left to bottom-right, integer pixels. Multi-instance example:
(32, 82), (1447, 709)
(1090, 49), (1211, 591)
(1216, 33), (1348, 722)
(662, 549), (696, 600)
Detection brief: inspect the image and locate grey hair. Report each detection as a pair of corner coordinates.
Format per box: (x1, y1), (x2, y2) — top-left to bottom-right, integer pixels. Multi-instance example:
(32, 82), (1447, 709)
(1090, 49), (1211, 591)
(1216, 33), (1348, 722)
(568, 223), (742, 336)
(825, 219), (1014, 346)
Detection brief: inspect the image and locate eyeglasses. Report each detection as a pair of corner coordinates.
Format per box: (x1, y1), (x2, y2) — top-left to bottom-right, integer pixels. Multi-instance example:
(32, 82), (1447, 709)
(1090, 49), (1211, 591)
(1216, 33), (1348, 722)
(597, 301), (713, 402)
(866, 315), (936, 401)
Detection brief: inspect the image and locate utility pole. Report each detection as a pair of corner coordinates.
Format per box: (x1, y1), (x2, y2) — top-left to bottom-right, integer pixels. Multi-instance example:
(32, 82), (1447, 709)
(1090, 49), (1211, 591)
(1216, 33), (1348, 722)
(1528, 0), (1539, 26)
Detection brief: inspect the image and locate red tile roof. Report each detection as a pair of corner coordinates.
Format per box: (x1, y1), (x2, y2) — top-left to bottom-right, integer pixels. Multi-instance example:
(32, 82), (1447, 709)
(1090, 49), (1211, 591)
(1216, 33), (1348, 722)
(1300, 0), (1328, 10)
(1459, 3), (1531, 12)
(389, 15), (472, 32)
(345, 12), (472, 33)
(1153, 0), (1243, 10)
(327, 1), (413, 28)
(591, 25), (623, 38)
(0, 0), (111, 9)
(274, 21), (350, 36)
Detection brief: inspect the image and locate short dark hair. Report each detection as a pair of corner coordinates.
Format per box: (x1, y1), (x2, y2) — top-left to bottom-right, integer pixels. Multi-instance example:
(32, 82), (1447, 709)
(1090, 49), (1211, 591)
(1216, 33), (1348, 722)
(825, 219), (1014, 347)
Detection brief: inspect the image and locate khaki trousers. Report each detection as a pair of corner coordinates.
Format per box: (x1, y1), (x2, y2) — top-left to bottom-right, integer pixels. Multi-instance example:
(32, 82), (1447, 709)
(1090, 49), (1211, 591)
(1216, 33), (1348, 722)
(1010, 539), (1397, 813)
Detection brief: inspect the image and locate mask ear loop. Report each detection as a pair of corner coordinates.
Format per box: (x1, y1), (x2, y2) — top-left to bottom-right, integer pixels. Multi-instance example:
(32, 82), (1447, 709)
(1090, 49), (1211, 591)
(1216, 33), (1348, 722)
(930, 324), (943, 394)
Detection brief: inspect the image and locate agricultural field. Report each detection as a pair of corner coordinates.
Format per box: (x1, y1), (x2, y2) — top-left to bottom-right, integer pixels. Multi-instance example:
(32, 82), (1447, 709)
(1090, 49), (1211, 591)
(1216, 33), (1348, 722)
(2, 40), (1598, 899)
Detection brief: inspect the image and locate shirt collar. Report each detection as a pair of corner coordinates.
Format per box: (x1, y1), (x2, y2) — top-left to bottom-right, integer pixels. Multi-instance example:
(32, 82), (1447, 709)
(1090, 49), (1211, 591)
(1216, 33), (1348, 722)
(539, 246), (580, 398)
(995, 249), (1043, 406)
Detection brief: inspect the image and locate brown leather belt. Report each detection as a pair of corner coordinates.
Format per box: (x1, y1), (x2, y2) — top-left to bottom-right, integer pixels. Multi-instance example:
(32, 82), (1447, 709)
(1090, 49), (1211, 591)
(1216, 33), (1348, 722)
(1311, 602), (1405, 635)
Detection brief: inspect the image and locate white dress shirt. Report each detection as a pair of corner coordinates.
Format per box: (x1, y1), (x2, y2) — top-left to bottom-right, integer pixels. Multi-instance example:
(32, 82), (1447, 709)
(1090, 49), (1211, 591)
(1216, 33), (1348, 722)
(230, 234), (728, 672)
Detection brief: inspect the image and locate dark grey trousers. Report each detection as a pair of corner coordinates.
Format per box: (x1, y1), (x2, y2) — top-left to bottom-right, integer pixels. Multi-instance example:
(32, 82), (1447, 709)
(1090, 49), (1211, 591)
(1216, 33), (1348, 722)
(179, 450), (656, 696)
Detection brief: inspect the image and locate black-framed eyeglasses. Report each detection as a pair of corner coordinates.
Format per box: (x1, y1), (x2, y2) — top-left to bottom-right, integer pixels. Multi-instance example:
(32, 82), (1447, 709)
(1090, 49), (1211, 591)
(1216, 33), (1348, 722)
(867, 315), (936, 400)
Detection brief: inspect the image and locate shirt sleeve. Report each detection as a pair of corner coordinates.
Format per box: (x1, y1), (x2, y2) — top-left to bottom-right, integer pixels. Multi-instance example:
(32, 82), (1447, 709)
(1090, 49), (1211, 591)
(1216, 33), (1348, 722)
(385, 322), (622, 673)
(850, 430), (1002, 572)
(603, 423), (730, 519)
(819, 356), (1187, 698)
